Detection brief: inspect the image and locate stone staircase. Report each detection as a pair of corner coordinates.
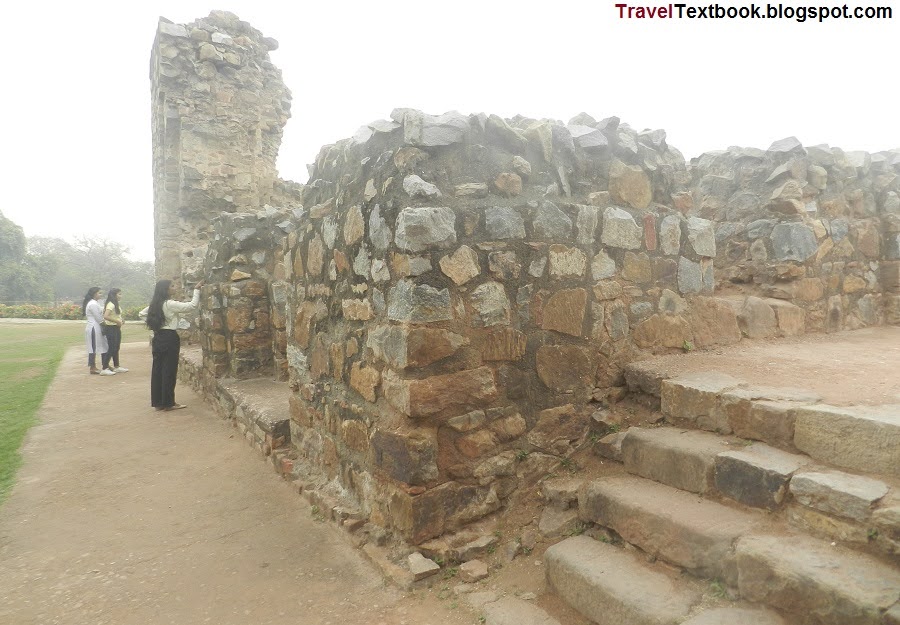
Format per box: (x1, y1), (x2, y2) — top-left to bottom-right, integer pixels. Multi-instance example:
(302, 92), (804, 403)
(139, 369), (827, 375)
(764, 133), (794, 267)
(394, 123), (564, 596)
(544, 366), (900, 625)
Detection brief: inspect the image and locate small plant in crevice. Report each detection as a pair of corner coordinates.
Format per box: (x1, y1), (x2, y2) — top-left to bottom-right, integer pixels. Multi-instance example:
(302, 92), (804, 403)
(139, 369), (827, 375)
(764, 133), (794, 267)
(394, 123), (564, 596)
(868, 528), (879, 541)
(515, 449), (530, 461)
(708, 579), (728, 599)
(682, 340), (695, 352)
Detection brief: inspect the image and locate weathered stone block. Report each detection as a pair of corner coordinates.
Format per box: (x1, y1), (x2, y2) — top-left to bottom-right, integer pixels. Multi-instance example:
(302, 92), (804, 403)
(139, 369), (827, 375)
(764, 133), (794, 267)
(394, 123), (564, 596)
(728, 399), (800, 449)
(660, 372), (740, 433)
(439, 245), (481, 285)
(548, 245), (586, 278)
(580, 477), (758, 578)
(632, 314), (693, 349)
(622, 427), (729, 494)
(484, 205), (526, 240)
(481, 327), (526, 361)
(371, 430), (437, 485)
(407, 552), (440, 580)
(387, 280), (453, 323)
(367, 325), (466, 369)
(601, 206), (643, 249)
(770, 223), (818, 262)
(349, 362), (379, 402)
(715, 444), (806, 509)
(538, 507), (580, 538)
(735, 534), (900, 625)
(527, 404), (588, 452)
(789, 470), (889, 522)
(532, 201), (573, 239)
(471, 281), (511, 327)
(681, 608), (787, 625)
(609, 160), (652, 210)
(388, 481), (501, 544)
(545, 536), (700, 625)
(687, 297), (742, 348)
(541, 288), (587, 336)
(394, 206), (457, 252)
(793, 404), (900, 477)
(536, 345), (592, 392)
(401, 367), (498, 418)
(687, 216), (716, 257)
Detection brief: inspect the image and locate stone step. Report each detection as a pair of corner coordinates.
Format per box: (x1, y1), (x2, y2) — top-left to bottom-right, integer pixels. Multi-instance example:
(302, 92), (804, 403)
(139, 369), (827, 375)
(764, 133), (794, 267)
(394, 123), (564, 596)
(793, 404), (900, 478)
(735, 533), (900, 625)
(715, 443), (809, 510)
(682, 607), (789, 625)
(482, 597), (561, 625)
(579, 475), (760, 580)
(622, 426), (733, 494)
(544, 535), (701, 625)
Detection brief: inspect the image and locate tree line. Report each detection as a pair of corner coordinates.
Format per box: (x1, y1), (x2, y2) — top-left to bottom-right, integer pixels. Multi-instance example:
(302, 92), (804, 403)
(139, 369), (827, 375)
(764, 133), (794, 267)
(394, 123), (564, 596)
(0, 210), (156, 309)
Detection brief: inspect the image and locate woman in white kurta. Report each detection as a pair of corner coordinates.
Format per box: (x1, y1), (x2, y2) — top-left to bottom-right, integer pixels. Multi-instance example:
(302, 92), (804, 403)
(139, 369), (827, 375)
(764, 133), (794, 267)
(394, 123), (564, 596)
(82, 287), (114, 376)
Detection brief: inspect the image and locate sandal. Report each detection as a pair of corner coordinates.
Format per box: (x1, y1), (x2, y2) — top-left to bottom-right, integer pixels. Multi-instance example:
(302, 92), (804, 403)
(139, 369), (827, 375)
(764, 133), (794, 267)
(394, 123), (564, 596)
(164, 404), (187, 411)
(90, 369), (100, 375)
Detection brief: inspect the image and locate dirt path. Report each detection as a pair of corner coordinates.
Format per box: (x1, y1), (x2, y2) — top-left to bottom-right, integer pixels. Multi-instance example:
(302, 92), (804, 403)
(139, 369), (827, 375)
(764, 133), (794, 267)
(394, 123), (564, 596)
(0, 343), (474, 625)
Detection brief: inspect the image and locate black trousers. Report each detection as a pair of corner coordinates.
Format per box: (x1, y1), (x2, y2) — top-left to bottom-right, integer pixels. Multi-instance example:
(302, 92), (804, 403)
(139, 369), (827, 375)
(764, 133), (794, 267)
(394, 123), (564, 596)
(151, 329), (180, 408)
(104, 325), (121, 368)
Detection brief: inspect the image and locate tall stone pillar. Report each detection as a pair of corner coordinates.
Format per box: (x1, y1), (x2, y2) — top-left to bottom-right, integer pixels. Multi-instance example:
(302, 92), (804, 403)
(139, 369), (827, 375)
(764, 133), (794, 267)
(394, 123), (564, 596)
(149, 10), (292, 284)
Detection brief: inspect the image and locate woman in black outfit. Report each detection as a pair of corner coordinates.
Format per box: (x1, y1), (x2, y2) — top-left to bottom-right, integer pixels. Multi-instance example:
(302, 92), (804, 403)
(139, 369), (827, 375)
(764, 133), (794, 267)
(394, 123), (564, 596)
(141, 279), (203, 411)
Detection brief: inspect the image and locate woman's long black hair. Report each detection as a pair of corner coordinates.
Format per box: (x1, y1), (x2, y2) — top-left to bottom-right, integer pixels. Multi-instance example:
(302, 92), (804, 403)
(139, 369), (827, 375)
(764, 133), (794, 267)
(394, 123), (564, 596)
(105, 288), (121, 315)
(145, 280), (172, 331)
(82, 287), (100, 316)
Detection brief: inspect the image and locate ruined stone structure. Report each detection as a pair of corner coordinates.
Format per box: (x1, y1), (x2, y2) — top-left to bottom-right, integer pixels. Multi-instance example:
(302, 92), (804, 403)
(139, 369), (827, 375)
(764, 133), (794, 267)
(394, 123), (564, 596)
(152, 12), (900, 551)
(150, 10), (301, 285)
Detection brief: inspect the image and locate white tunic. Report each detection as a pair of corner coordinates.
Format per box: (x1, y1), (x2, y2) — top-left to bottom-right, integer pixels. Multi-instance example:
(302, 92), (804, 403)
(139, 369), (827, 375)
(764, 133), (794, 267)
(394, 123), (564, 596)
(138, 289), (201, 330)
(84, 299), (109, 354)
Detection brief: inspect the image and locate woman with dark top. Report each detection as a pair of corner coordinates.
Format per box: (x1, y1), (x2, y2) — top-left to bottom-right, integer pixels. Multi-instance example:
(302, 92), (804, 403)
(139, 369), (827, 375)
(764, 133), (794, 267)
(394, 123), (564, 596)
(82, 286), (114, 376)
(140, 279), (203, 411)
(102, 288), (128, 373)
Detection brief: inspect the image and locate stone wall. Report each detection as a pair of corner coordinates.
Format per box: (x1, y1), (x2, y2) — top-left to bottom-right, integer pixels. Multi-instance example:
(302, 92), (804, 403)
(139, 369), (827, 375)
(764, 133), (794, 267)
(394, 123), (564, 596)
(150, 10), (300, 286)
(690, 140), (900, 334)
(157, 13), (899, 546)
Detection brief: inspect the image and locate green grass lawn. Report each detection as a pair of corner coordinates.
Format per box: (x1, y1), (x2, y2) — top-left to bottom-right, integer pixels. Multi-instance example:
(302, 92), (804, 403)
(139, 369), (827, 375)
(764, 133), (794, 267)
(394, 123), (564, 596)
(0, 321), (150, 503)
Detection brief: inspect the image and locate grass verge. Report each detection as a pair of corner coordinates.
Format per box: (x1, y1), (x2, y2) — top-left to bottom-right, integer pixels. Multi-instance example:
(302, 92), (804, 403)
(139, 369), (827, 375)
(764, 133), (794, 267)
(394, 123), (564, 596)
(0, 321), (149, 503)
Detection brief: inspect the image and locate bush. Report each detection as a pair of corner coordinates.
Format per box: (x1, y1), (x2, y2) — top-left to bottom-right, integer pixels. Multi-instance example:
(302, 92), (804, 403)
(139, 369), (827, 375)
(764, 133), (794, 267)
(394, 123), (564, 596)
(0, 303), (82, 320)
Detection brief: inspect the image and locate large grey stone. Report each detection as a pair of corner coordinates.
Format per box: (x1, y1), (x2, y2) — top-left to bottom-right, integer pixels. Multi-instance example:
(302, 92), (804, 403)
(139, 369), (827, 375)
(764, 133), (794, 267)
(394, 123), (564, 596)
(470, 282), (510, 327)
(387, 280), (453, 323)
(407, 552), (440, 580)
(746, 218), (777, 240)
(770, 223), (818, 262)
(545, 536), (700, 625)
(402, 174), (442, 199)
(575, 205), (599, 244)
(687, 217), (716, 257)
(736, 534), (900, 625)
(485, 206), (526, 240)
(677, 256), (703, 294)
(768, 136), (806, 155)
(401, 110), (470, 146)
(395, 206), (457, 252)
(579, 477), (759, 579)
(789, 470), (889, 522)
(591, 250), (616, 280)
(532, 202), (573, 239)
(793, 404), (900, 477)
(567, 124), (609, 150)
(368, 204), (392, 251)
(601, 206), (642, 249)
(622, 427), (730, 494)
(715, 444), (806, 509)
(659, 215), (682, 255)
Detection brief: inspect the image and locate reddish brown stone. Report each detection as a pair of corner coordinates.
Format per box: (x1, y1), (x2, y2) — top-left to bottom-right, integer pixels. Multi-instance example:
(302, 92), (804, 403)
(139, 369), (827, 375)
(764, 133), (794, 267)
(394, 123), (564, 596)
(528, 404), (589, 451)
(541, 288), (587, 337)
(408, 328), (467, 367)
(371, 430), (437, 485)
(536, 345), (592, 391)
(387, 481), (501, 544)
(241, 280), (266, 297)
(334, 249), (349, 273)
(226, 306), (252, 332)
(350, 362), (380, 402)
(644, 213), (658, 251)
(292, 247), (305, 276)
(210, 333), (227, 353)
(633, 314), (693, 349)
(232, 333), (269, 350)
(457, 429), (499, 458)
(288, 393), (312, 427)
(490, 414), (528, 442)
(309, 336), (331, 380)
(481, 327), (526, 361)
(407, 367), (499, 418)
(687, 297), (742, 348)
(493, 172), (522, 197)
(293, 300), (323, 348)
(341, 419), (369, 452)
(330, 343), (346, 380)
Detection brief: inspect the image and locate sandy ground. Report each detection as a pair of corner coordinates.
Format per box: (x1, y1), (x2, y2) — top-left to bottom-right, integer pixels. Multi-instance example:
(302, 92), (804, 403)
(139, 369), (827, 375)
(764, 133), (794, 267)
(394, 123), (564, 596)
(0, 343), (476, 625)
(632, 326), (900, 406)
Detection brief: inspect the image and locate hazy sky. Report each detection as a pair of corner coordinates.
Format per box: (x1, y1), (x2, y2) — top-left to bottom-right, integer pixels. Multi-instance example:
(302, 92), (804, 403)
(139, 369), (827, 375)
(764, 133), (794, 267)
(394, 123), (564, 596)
(3, 1), (896, 262)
